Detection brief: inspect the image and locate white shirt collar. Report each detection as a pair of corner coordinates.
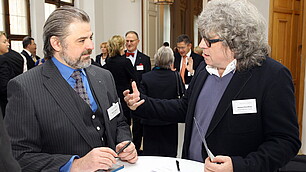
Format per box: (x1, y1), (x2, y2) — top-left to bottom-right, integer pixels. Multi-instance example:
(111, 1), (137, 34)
(206, 59), (236, 77)
(183, 50), (191, 58)
(23, 49), (32, 56)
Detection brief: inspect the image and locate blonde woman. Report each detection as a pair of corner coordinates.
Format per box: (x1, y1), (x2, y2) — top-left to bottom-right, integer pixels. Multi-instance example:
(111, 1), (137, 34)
(105, 35), (137, 125)
(95, 42), (108, 67)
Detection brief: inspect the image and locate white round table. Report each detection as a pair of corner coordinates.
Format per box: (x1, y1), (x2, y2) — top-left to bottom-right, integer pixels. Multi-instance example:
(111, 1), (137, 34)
(118, 156), (204, 172)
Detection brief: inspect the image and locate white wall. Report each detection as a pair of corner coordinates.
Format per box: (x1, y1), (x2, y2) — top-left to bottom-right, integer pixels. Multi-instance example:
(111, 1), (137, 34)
(248, 0), (270, 36)
(31, 0), (143, 58)
(29, 0), (45, 57)
(75, 0), (143, 57)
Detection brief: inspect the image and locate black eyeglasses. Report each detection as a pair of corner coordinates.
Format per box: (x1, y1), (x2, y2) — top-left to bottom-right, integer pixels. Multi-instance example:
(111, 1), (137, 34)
(203, 37), (224, 47)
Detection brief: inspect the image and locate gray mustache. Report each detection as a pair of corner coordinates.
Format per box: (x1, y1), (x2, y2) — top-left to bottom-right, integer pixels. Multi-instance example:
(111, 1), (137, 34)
(82, 49), (92, 56)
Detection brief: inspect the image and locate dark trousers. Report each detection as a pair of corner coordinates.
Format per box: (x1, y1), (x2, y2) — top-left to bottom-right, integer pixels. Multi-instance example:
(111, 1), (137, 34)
(143, 123), (178, 157)
(132, 117), (143, 151)
(120, 97), (131, 126)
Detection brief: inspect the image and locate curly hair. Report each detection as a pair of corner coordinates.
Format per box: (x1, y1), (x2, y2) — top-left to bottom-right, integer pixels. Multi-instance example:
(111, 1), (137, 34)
(107, 35), (125, 57)
(198, 0), (270, 71)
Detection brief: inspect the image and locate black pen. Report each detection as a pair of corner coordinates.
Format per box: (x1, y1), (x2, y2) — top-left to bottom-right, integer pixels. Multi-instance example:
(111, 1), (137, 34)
(176, 160), (180, 172)
(116, 141), (132, 155)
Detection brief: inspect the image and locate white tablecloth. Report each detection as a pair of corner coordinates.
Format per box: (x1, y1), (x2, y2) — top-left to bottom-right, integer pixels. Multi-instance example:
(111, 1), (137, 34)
(118, 156), (204, 172)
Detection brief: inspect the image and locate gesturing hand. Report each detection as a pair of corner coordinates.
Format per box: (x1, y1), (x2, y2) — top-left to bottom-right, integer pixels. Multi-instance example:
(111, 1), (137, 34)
(123, 81), (145, 110)
(186, 57), (194, 75)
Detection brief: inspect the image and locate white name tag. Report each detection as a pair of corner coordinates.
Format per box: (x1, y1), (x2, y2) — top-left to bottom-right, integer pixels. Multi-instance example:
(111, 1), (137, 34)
(232, 99), (257, 115)
(107, 102), (120, 120)
(136, 65), (144, 71)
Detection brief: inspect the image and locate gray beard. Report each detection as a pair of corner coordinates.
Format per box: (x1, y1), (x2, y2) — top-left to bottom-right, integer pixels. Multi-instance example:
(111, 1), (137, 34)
(60, 52), (91, 69)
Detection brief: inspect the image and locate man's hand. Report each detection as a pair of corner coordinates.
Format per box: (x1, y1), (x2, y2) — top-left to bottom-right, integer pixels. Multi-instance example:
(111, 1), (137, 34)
(186, 57), (194, 75)
(116, 141), (138, 163)
(70, 147), (117, 172)
(204, 156), (233, 172)
(123, 81), (145, 110)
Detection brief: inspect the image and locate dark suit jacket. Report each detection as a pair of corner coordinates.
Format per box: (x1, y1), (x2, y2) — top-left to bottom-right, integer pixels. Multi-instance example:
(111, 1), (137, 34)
(174, 51), (203, 84)
(21, 50), (40, 70)
(0, 109), (21, 172)
(4, 59), (131, 171)
(139, 68), (184, 125)
(95, 54), (107, 68)
(0, 50), (24, 116)
(124, 50), (151, 82)
(133, 57), (301, 172)
(105, 55), (137, 98)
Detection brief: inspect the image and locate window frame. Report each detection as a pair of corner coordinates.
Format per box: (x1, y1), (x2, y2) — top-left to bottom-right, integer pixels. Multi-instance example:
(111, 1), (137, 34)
(45, 0), (74, 7)
(3, 0), (31, 45)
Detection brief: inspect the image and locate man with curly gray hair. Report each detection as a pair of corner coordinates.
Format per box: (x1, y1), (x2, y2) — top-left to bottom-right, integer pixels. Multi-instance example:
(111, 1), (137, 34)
(124, 0), (301, 171)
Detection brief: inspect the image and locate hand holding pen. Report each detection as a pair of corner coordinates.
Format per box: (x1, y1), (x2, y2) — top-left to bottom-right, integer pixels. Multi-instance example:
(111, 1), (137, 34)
(116, 141), (138, 163)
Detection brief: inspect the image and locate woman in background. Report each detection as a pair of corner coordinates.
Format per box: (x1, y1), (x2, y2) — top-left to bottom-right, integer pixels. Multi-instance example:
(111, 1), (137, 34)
(140, 46), (185, 157)
(95, 42), (108, 68)
(105, 35), (137, 125)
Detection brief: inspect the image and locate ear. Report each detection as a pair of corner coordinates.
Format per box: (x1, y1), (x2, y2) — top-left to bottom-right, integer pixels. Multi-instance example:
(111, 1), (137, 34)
(50, 36), (62, 52)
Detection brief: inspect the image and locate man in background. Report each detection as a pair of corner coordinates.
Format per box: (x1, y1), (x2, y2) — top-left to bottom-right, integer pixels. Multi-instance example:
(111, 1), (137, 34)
(0, 49), (26, 117)
(125, 31), (151, 155)
(21, 36), (40, 69)
(174, 34), (203, 85)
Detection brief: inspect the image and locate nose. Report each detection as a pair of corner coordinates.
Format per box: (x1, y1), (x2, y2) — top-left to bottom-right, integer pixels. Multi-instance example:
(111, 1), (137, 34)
(199, 38), (208, 49)
(86, 39), (94, 50)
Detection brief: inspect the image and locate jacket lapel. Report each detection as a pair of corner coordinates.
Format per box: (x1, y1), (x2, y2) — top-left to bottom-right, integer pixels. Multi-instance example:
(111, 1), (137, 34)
(206, 70), (252, 137)
(85, 67), (112, 133)
(185, 69), (209, 142)
(42, 60), (96, 147)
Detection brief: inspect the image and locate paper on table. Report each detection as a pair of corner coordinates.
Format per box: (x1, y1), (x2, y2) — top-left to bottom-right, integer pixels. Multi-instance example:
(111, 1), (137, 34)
(193, 117), (215, 161)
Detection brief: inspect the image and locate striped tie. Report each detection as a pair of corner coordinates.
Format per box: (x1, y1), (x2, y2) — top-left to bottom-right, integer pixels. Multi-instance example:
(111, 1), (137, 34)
(71, 70), (91, 106)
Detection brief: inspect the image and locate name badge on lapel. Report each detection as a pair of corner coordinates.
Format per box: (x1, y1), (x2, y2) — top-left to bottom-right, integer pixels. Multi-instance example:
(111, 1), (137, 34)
(107, 102), (120, 120)
(136, 63), (144, 71)
(232, 99), (257, 115)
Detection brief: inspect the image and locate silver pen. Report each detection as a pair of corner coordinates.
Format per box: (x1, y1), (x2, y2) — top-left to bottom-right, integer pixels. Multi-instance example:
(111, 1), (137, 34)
(193, 117), (215, 161)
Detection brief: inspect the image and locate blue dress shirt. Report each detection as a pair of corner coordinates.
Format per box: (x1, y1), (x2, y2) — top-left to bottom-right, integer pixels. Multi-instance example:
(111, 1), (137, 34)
(51, 57), (97, 171)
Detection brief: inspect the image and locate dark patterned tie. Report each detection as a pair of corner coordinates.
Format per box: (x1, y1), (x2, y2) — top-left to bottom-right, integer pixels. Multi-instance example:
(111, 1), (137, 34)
(71, 70), (91, 106)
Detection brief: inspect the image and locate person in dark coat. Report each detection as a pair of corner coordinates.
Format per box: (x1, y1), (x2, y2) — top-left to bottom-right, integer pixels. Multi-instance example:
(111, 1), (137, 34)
(124, 0), (301, 171)
(105, 35), (137, 126)
(124, 31), (151, 154)
(95, 42), (108, 68)
(173, 34), (203, 85)
(0, 49), (25, 117)
(4, 7), (137, 172)
(20, 36), (40, 70)
(140, 46), (185, 157)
